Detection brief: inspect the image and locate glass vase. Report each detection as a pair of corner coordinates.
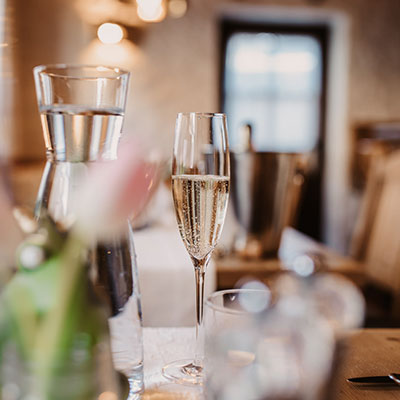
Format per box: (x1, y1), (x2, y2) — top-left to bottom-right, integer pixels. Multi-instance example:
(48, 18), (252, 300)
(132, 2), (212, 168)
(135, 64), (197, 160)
(33, 64), (144, 397)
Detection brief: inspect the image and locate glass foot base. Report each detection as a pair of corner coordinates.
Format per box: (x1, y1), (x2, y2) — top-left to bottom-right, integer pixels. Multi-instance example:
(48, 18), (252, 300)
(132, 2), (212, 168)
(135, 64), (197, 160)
(162, 359), (203, 386)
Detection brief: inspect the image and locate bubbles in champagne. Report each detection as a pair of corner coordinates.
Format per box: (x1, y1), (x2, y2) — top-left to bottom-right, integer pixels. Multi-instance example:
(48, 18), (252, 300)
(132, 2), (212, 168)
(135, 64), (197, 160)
(172, 174), (230, 261)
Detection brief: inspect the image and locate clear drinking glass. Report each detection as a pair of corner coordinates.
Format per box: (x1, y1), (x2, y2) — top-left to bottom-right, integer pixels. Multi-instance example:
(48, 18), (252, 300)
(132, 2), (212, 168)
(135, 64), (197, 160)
(162, 112), (230, 385)
(204, 288), (273, 400)
(204, 278), (365, 400)
(33, 65), (144, 398)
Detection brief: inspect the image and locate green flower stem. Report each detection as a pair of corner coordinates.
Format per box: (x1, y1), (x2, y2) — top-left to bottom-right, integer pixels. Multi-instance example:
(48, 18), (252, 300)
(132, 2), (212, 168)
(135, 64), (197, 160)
(32, 233), (87, 398)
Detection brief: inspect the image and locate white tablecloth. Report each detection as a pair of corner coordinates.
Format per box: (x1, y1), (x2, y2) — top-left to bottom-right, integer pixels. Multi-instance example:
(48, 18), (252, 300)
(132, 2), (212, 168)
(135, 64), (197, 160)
(142, 327), (200, 399)
(133, 223), (216, 328)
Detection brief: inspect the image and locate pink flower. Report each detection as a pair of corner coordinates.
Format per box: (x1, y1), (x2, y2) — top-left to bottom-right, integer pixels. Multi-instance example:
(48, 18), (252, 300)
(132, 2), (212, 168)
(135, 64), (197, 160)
(74, 137), (162, 241)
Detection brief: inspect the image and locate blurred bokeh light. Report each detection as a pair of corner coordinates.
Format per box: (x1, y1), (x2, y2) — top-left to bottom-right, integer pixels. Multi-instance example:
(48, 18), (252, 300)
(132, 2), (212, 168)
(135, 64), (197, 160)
(97, 23), (125, 45)
(168, 0), (187, 18)
(136, 0), (166, 22)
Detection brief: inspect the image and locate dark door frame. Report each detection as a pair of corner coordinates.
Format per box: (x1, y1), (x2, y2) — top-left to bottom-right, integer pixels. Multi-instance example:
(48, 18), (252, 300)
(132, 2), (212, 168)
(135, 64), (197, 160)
(219, 18), (330, 240)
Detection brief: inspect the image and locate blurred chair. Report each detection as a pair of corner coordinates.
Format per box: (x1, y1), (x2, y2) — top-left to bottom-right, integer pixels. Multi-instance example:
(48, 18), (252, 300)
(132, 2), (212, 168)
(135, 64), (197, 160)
(351, 149), (400, 325)
(350, 141), (387, 261)
(351, 121), (400, 194)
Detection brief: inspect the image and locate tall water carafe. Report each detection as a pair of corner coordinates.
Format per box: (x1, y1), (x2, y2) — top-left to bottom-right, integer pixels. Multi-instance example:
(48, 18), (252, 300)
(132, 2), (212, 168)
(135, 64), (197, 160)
(33, 64), (144, 396)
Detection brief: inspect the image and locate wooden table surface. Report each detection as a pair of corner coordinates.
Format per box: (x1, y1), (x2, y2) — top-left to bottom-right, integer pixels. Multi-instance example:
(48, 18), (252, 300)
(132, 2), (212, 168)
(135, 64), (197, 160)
(337, 329), (400, 399)
(216, 227), (366, 289)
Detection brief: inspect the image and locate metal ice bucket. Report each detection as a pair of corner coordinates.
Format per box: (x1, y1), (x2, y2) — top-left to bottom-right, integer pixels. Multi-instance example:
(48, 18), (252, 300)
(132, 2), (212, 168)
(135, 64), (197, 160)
(231, 151), (309, 258)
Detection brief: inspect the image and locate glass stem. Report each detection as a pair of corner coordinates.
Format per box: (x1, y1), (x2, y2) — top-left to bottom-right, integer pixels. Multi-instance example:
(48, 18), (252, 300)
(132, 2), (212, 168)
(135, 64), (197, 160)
(192, 255), (209, 368)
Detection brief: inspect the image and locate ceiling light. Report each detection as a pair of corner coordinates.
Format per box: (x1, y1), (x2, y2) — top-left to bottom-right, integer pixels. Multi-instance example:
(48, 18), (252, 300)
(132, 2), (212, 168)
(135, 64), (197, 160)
(97, 23), (124, 45)
(136, 0), (166, 22)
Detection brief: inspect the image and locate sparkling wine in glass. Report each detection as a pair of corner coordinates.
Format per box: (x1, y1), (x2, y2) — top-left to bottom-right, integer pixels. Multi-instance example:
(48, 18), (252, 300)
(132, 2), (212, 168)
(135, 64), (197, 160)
(162, 112), (230, 385)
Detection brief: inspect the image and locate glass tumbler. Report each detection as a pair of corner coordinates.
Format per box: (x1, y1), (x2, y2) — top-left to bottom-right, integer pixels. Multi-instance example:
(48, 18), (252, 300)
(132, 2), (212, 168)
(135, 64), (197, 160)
(204, 288), (271, 400)
(204, 285), (344, 400)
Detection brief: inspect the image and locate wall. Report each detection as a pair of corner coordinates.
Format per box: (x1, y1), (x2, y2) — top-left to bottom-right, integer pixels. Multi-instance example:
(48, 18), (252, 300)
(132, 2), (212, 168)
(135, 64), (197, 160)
(123, 0), (400, 151)
(4, 0), (400, 251)
(123, 0), (400, 251)
(5, 0), (92, 160)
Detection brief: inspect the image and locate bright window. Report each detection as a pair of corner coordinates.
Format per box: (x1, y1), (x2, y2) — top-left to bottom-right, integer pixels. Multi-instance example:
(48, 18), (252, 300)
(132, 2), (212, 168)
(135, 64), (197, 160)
(224, 31), (323, 153)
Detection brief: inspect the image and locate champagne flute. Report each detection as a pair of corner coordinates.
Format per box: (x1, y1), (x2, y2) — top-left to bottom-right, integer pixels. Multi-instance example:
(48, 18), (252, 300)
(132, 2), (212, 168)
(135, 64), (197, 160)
(162, 112), (230, 385)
